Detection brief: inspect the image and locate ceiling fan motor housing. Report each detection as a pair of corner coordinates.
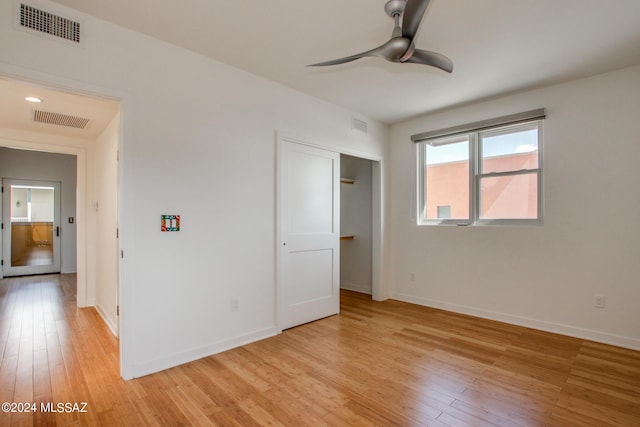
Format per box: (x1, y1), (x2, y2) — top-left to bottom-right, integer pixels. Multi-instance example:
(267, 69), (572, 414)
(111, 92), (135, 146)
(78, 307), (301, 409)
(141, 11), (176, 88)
(384, 37), (413, 62)
(385, 0), (407, 17)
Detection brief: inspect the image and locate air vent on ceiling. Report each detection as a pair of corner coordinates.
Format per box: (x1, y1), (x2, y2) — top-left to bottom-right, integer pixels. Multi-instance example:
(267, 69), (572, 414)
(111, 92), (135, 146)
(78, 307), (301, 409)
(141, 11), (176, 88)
(351, 117), (368, 134)
(19, 3), (80, 43)
(33, 110), (90, 129)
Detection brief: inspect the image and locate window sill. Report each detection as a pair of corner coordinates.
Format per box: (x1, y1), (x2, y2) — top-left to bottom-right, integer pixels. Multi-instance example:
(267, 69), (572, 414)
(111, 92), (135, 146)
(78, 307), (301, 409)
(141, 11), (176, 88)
(418, 219), (543, 227)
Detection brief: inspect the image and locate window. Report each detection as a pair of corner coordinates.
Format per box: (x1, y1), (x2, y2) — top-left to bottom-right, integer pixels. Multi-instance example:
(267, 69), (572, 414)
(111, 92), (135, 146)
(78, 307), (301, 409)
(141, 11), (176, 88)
(417, 119), (543, 226)
(424, 135), (470, 222)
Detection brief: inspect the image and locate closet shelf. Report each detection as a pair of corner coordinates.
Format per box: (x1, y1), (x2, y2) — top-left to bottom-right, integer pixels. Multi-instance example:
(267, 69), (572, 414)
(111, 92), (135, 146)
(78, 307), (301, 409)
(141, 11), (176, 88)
(340, 178), (355, 184)
(340, 234), (355, 240)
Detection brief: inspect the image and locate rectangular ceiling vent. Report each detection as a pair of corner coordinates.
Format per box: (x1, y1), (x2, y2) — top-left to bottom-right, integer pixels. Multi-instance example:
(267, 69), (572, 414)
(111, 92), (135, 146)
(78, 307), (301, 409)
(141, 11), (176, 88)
(18, 3), (81, 43)
(351, 117), (368, 134)
(33, 110), (90, 129)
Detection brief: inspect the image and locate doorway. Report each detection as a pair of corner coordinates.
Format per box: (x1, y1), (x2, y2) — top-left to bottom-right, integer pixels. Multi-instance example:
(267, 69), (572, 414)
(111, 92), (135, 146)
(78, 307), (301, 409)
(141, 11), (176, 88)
(0, 73), (124, 374)
(340, 154), (374, 296)
(0, 147), (77, 280)
(2, 179), (61, 276)
(277, 135), (383, 332)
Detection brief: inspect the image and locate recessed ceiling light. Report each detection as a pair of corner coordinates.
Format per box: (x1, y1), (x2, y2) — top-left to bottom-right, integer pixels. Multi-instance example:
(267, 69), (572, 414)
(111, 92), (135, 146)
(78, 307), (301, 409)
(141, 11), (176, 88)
(25, 96), (42, 103)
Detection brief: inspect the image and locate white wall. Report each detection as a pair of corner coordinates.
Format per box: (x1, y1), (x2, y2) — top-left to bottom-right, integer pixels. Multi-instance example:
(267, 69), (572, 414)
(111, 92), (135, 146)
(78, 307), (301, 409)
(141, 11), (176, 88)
(0, 0), (388, 378)
(389, 65), (640, 349)
(92, 112), (120, 335)
(10, 187), (28, 218)
(30, 188), (54, 221)
(0, 146), (77, 273)
(340, 154), (373, 294)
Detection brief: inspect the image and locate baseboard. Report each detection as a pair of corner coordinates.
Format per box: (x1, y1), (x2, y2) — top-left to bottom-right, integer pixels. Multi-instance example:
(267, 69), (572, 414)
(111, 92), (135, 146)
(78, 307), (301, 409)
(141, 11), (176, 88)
(132, 326), (278, 379)
(390, 292), (640, 351)
(95, 303), (118, 337)
(340, 282), (372, 295)
(81, 298), (96, 308)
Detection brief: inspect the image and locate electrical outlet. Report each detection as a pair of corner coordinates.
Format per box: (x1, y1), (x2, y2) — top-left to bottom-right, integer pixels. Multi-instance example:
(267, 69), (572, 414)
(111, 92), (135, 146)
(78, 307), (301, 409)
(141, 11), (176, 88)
(410, 273), (416, 282)
(594, 294), (605, 309)
(230, 298), (239, 312)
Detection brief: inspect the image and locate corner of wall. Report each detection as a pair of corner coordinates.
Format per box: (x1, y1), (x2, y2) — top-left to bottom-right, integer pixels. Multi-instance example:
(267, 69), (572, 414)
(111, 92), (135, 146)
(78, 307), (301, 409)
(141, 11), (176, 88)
(95, 302), (118, 337)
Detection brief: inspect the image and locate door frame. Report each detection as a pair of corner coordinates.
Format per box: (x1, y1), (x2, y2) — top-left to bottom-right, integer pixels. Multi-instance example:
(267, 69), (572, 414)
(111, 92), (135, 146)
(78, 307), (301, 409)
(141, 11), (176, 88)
(276, 132), (384, 333)
(1, 178), (61, 276)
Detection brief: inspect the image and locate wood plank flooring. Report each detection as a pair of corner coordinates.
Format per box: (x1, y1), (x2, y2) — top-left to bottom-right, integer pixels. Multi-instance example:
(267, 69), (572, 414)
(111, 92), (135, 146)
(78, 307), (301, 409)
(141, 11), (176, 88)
(1, 274), (639, 426)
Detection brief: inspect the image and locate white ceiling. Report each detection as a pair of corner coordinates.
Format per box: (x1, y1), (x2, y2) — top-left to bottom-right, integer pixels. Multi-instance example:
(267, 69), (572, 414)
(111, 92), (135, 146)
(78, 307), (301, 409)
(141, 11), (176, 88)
(0, 78), (119, 139)
(45, 0), (640, 124)
(5, 0), (640, 130)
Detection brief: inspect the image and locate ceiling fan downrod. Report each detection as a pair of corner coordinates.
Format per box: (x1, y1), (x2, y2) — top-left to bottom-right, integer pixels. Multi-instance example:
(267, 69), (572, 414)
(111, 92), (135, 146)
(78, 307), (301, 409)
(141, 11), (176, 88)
(386, 0), (415, 63)
(384, 0), (407, 18)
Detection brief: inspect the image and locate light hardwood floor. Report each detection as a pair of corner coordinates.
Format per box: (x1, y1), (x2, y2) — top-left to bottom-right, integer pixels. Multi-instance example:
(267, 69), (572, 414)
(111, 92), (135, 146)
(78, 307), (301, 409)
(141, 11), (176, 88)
(1, 274), (639, 426)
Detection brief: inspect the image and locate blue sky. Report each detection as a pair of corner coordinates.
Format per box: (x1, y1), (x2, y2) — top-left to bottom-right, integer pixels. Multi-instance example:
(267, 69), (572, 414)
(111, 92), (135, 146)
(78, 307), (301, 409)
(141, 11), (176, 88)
(426, 128), (538, 165)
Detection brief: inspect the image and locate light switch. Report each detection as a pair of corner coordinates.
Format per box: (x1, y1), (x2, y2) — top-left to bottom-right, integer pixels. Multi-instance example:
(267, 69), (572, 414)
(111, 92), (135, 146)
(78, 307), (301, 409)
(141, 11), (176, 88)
(161, 215), (180, 232)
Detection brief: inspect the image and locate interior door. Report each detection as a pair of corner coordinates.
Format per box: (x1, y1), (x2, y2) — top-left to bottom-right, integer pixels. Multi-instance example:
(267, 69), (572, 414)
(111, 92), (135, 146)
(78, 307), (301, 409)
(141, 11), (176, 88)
(278, 138), (340, 330)
(1, 179), (61, 277)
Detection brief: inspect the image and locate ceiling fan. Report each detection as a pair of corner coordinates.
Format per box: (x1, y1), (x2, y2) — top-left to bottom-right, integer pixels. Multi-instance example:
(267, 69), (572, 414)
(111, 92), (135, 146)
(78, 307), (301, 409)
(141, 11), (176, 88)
(309, 0), (453, 73)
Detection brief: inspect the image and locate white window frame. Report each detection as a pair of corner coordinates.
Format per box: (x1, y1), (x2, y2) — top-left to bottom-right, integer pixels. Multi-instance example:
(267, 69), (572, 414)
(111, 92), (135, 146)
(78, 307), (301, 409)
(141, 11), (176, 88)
(417, 134), (472, 225)
(417, 120), (543, 226)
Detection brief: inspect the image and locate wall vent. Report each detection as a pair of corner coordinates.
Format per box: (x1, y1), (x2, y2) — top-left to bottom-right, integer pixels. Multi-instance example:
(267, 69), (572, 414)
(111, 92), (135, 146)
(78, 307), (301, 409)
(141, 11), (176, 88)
(19, 3), (80, 43)
(33, 110), (90, 129)
(351, 117), (368, 134)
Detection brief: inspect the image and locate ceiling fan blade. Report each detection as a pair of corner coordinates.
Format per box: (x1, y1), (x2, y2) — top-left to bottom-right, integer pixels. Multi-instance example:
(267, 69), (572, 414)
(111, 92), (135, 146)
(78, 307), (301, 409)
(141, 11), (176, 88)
(404, 49), (453, 73)
(402, 0), (432, 40)
(308, 54), (366, 67)
(308, 45), (385, 67)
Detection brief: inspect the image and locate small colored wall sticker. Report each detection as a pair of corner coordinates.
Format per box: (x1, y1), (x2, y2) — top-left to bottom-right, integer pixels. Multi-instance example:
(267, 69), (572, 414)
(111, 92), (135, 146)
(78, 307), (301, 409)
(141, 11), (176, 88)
(161, 215), (180, 232)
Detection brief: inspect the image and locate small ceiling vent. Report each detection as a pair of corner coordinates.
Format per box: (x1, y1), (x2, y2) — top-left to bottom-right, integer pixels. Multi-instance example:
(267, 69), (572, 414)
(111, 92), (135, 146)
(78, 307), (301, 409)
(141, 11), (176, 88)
(19, 3), (80, 43)
(351, 117), (368, 134)
(33, 110), (90, 129)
